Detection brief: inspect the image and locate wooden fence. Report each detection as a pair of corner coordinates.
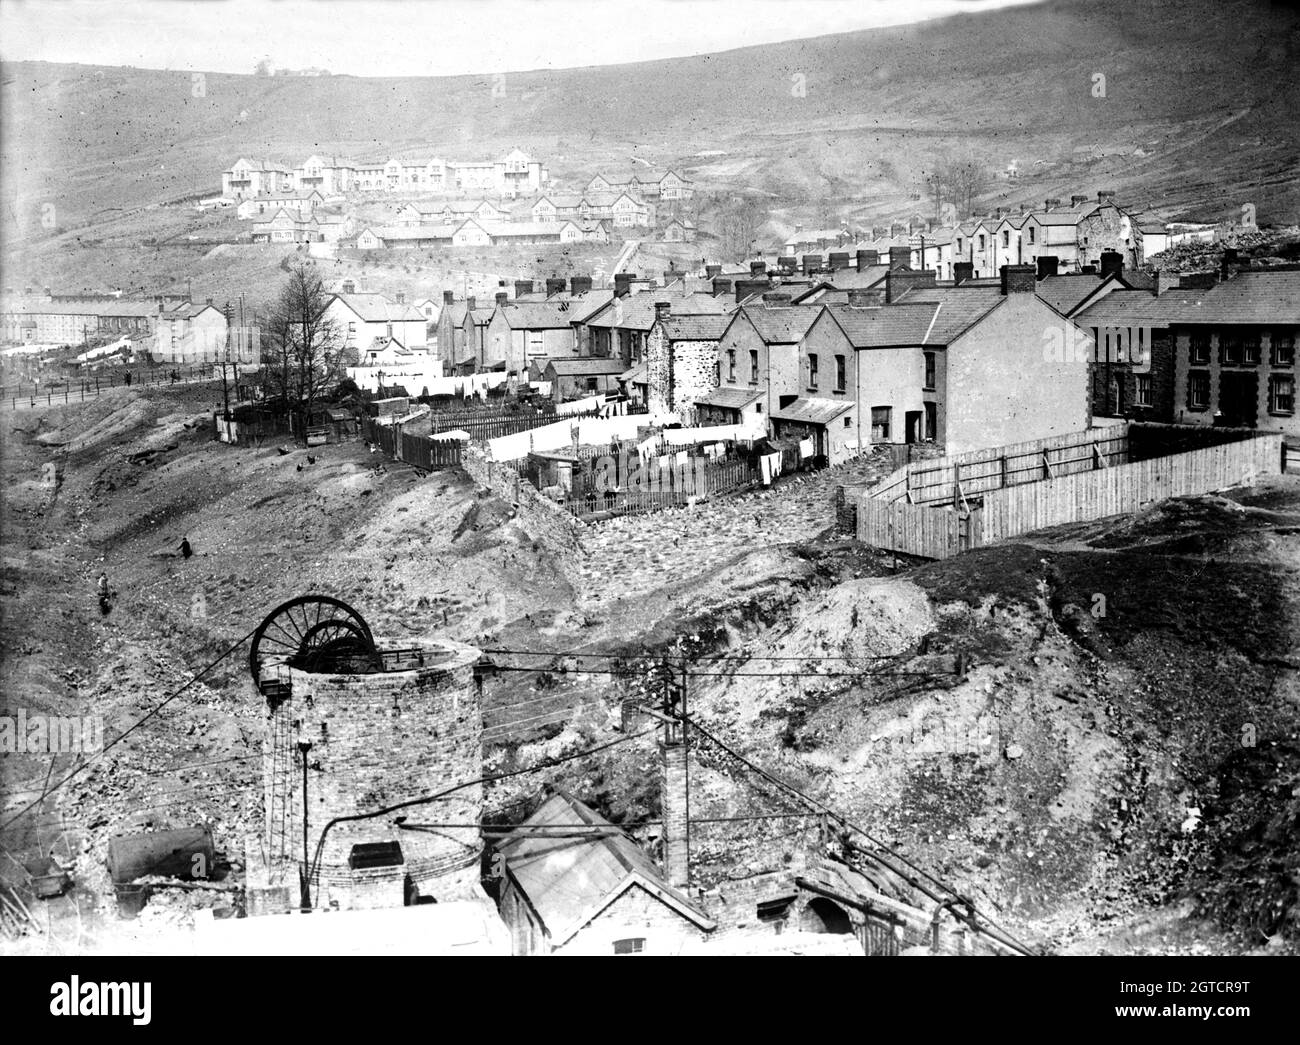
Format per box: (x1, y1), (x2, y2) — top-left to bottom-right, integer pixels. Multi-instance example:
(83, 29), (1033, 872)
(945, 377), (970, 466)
(859, 423), (1284, 559)
(565, 457), (758, 518)
(362, 416), (463, 470)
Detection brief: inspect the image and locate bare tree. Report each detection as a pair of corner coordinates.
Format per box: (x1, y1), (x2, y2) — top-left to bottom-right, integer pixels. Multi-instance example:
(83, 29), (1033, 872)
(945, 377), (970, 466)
(715, 195), (767, 261)
(258, 263), (353, 437)
(930, 154), (990, 222)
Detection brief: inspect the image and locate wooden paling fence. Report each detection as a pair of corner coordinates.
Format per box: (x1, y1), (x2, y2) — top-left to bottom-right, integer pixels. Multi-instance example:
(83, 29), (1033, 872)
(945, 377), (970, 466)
(566, 457), (758, 518)
(859, 423), (1284, 559)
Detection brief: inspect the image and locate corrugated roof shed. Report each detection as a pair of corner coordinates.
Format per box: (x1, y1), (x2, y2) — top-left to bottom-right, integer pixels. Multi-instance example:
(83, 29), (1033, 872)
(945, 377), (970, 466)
(497, 791), (713, 947)
(772, 396), (854, 425)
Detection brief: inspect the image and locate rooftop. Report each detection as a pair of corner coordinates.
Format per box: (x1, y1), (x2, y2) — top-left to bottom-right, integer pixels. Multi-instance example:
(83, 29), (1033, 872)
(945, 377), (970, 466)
(772, 396), (855, 426)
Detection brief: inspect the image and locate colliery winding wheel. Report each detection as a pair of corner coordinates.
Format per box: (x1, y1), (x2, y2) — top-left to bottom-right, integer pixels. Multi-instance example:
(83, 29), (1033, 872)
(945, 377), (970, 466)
(248, 595), (380, 687)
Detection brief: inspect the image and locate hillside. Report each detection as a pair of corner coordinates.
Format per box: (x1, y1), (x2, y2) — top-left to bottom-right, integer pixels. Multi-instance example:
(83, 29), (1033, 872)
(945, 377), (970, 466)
(1, 385), (1297, 952)
(3, 0), (1299, 244)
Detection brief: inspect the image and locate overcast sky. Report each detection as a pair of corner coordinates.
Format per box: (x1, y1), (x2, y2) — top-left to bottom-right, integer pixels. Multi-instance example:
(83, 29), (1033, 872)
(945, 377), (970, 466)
(0, 0), (1043, 77)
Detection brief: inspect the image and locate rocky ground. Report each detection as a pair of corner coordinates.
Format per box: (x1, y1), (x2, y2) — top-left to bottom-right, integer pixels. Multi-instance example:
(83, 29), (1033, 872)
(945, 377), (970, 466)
(1, 383), (1297, 955)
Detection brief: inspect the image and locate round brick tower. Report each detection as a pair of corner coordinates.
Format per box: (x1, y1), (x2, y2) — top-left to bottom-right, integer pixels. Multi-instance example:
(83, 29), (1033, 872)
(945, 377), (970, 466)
(257, 640), (482, 911)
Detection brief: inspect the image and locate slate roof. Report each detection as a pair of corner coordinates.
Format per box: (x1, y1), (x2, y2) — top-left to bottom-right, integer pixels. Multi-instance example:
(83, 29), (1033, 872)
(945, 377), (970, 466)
(500, 303), (572, 330)
(619, 363), (647, 384)
(1035, 274), (1109, 315)
(1072, 289), (1169, 327)
(544, 357), (627, 377)
(1076, 271), (1300, 326)
(824, 302), (940, 347)
(660, 314), (731, 340)
(496, 791), (713, 947)
(887, 285), (1007, 343)
(331, 293), (425, 322)
(697, 386), (764, 410)
(585, 291), (727, 331)
(772, 396), (854, 425)
(737, 304), (823, 343)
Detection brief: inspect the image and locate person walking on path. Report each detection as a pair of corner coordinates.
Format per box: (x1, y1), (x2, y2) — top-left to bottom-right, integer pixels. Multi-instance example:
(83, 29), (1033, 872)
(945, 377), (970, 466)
(179, 537), (193, 559)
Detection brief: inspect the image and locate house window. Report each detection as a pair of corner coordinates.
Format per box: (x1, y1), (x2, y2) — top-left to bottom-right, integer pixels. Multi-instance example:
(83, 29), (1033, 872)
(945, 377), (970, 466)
(613, 938), (646, 955)
(956, 238), (963, 252)
(871, 406), (891, 441)
(1243, 333), (1261, 365)
(1136, 373), (1153, 406)
(835, 355), (846, 392)
(750, 350), (759, 383)
(585, 377), (599, 392)
(386, 323), (393, 339)
(348, 322), (356, 334)
(1220, 332), (1243, 366)
(1189, 333), (1210, 364)
(1188, 370), (1210, 410)
(1028, 227), (1036, 244)
(727, 349), (736, 382)
(1271, 332), (1295, 367)
(808, 353), (818, 390)
(978, 234), (985, 251)
(923, 351), (936, 390)
(1002, 230), (1010, 247)
(844, 415), (852, 428)
(1270, 375), (1295, 415)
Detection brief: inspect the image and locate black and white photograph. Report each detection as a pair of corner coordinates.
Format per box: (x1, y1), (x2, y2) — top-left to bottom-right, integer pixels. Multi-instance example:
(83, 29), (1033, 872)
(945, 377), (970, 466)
(0, 0), (1297, 998)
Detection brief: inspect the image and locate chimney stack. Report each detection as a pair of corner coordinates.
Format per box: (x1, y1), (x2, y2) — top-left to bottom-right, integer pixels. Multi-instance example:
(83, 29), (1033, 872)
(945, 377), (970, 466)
(661, 735), (688, 889)
(443, 290), (454, 304)
(777, 256), (797, 274)
(545, 277), (566, 296)
(801, 254), (821, 276)
(828, 251), (850, 271)
(1220, 247), (1239, 282)
(1097, 189), (1116, 203)
(885, 269), (937, 303)
(953, 262), (974, 285)
(495, 291), (509, 306)
(712, 276), (733, 298)
(570, 275), (592, 295)
(1000, 264), (1037, 295)
(514, 279), (534, 297)
(856, 249), (880, 271)
(750, 259), (766, 277)
(888, 245), (911, 269)
(1099, 250), (1124, 281)
(705, 264), (722, 279)
(395, 291), (405, 304)
(1071, 195), (1088, 207)
(846, 288), (879, 308)
(762, 292), (792, 308)
(466, 296), (476, 312)
(1036, 255), (1060, 280)
(1044, 198), (1061, 210)
(654, 300), (672, 321)
(734, 279), (768, 304)
(614, 272), (633, 297)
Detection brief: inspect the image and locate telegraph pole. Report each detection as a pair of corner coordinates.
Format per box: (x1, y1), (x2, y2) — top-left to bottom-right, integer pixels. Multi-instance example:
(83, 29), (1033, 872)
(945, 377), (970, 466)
(298, 740), (313, 911)
(221, 301), (233, 420)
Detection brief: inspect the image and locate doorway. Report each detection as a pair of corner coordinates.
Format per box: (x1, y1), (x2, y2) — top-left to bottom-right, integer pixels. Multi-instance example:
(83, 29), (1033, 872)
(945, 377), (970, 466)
(905, 410), (923, 444)
(1218, 372), (1258, 427)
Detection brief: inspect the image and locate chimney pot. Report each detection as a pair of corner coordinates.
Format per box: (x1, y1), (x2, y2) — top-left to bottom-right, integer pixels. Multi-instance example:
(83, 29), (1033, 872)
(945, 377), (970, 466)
(953, 262), (974, 285)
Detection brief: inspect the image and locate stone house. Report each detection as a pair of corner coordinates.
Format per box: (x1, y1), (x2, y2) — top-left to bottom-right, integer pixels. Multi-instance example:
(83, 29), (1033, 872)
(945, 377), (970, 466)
(493, 791), (715, 956)
(645, 305), (731, 418)
(582, 288), (727, 368)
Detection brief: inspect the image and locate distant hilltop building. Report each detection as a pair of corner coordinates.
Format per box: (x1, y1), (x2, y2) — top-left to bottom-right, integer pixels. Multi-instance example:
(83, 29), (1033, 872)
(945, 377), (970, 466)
(222, 148), (548, 200)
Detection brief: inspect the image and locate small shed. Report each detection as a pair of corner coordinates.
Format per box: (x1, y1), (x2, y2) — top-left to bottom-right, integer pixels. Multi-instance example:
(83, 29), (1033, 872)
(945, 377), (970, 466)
(542, 357), (627, 403)
(771, 396), (856, 466)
